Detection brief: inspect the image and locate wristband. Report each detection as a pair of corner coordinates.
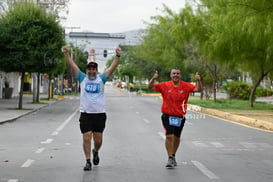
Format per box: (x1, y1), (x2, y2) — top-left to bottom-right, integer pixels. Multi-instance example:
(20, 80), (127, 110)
(116, 54), (120, 57)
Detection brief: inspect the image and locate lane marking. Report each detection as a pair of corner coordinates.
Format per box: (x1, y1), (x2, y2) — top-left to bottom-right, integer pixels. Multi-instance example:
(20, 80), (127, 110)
(191, 160), (219, 179)
(8, 180), (18, 182)
(21, 159), (35, 168)
(35, 148), (45, 154)
(210, 142), (224, 148)
(51, 131), (59, 136)
(40, 138), (54, 144)
(56, 109), (78, 132)
(143, 118), (150, 124)
(192, 141), (209, 147)
(239, 142), (256, 148)
(186, 121), (193, 125)
(158, 132), (166, 140)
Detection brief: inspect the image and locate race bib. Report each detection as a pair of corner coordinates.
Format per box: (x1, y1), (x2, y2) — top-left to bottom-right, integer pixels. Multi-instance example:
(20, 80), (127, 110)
(169, 116), (182, 127)
(85, 83), (100, 93)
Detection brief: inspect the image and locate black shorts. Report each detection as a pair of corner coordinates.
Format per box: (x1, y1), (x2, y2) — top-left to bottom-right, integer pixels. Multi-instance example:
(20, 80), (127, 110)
(79, 113), (107, 134)
(161, 113), (186, 137)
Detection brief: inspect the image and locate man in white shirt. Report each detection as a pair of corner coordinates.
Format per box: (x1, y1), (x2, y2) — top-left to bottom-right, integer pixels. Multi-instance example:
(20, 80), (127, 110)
(62, 46), (121, 171)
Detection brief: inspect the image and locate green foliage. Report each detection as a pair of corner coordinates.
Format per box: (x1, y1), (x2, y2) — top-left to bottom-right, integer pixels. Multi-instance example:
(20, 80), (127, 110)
(256, 87), (273, 97)
(0, 1), (65, 74)
(222, 81), (273, 100)
(222, 81), (252, 100)
(188, 97), (273, 110)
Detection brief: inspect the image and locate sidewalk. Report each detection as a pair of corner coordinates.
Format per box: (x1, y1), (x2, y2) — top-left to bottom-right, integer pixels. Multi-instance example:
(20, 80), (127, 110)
(0, 95), (58, 124)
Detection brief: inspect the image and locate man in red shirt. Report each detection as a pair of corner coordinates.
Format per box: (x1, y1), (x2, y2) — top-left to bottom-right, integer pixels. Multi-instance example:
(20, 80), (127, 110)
(148, 68), (202, 168)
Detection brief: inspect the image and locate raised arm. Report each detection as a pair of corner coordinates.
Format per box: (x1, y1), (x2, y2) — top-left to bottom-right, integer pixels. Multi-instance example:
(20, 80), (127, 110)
(193, 72), (202, 92)
(148, 71), (159, 90)
(105, 47), (122, 78)
(61, 46), (79, 76)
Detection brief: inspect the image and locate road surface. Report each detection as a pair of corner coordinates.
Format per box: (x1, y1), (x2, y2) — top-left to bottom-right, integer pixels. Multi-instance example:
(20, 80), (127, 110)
(0, 86), (272, 182)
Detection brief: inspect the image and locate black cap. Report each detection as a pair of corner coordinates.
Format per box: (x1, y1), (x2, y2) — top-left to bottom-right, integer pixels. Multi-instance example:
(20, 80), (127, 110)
(87, 61), (98, 69)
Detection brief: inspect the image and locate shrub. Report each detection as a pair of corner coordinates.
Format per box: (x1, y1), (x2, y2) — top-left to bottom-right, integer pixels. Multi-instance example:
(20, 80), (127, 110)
(223, 81), (252, 100)
(223, 81), (273, 100)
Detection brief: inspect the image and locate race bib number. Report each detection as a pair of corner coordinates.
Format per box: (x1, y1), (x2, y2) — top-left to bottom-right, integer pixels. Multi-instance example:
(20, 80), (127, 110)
(85, 83), (100, 93)
(169, 116), (182, 127)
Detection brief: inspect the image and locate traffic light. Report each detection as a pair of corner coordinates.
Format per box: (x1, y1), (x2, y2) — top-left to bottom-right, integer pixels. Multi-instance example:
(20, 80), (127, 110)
(84, 51), (89, 58)
(103, 49), (107, 58)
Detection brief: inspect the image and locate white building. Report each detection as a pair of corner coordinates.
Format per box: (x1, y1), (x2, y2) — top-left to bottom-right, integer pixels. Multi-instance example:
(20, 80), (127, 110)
(66, 30), (142, 72)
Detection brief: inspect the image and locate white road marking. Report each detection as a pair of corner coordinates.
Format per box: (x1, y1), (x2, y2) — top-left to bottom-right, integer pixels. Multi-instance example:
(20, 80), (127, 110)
(35, 148), (45, 154)
(40, 138), (54, 144)
(8, 180), (18, 182)
(191, 160), (219, 179)
(210, 142), (224, 148)
(56, 109), (78, 132)
(21, 159), (35, 168)
(239, 142), (256, 148)
(192, 141), (209, 147)
(158, 132), (166, 140)
(51, 131), (59, 136)
(143, 118), (150, 124)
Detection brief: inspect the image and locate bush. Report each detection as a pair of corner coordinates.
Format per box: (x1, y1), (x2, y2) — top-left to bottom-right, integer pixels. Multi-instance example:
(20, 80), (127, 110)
(223, 81), (251, 100)
(256, 87), (273, 97)
(223, 81), (273, 100)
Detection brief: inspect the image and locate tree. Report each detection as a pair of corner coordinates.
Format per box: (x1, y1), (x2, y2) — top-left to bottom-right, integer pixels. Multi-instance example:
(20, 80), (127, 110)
(201, 0), (273, 107)
(0, 0), (65, 109)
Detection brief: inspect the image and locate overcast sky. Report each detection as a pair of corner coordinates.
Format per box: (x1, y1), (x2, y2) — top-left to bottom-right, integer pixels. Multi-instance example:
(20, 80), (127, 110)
(62, 0), (186, 33)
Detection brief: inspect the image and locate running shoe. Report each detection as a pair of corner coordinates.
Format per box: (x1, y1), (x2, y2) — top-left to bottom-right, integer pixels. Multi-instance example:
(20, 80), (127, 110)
(83, 161), (92, 171)
(165, 157), (174, 169)
(92, 149), (100, 165)
(172, 156), (177, 166)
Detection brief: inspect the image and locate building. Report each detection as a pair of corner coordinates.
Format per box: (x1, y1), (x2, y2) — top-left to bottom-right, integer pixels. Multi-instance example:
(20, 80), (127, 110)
(65, 29), (142, 71)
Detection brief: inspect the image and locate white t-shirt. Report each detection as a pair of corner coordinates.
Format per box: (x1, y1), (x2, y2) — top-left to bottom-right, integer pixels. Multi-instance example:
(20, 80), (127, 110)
(76, 71), (108, 113)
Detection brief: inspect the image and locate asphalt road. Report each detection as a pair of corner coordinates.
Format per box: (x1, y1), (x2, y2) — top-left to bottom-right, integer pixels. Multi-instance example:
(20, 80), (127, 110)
(0, 86), (272, 182)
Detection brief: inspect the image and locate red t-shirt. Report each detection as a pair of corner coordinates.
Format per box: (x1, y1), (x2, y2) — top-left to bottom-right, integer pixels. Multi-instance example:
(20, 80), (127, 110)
(154, 81), (195, 117)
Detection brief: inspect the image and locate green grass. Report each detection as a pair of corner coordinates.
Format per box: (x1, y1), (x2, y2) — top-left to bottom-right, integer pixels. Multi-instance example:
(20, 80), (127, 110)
(188, 96), (273, 110)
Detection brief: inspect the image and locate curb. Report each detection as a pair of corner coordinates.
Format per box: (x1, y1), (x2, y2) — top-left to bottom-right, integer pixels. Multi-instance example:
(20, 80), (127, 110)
(188, 104), (273, 131)
(0, 99), (63, 125)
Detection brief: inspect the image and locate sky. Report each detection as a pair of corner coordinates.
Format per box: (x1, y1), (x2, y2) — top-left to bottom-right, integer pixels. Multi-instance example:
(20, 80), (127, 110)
(62, 0), (186, 33)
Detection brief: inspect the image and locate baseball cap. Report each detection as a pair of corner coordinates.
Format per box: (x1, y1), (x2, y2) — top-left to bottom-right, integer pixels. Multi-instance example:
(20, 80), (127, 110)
(87, 61), (98, 69)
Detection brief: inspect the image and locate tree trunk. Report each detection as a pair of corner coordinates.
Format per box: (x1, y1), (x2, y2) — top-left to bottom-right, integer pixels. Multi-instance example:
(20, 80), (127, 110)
(206, 63), (218, 102)
(48, 75), (51, 100)
(36, 73), (40, 102)
(48, 74), (54, 100)
(213, 64), (217, 102)
(18, 72), (25, 109)
(32, 73), (37, 103)
(249, 71), (268, 107)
